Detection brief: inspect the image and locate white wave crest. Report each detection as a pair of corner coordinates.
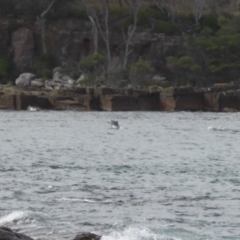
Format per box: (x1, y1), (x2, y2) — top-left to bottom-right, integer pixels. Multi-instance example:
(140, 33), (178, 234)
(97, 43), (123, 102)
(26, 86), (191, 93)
(101, 227), (181, 240)
(0, 211), (27, 225)
(56, 197), (98, 203)
(208, 126), (226, 131)
(207, 126), (240, 133)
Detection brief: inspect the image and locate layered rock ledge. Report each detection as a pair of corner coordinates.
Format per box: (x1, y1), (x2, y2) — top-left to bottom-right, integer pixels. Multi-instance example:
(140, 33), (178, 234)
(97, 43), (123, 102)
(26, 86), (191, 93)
(0, 84), (239, 112)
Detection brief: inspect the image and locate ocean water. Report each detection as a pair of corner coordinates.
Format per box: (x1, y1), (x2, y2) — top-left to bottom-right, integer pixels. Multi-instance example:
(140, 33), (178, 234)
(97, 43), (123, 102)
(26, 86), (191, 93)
(0, 111), (240, 240)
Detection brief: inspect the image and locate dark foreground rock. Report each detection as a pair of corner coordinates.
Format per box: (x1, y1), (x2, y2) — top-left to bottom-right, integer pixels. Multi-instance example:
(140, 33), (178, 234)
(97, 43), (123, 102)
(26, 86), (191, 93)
(0, 227), (33, 240)
(0, 228), (101, 240)
(0, 85), (240, 112)
(73, 233), (101, 240)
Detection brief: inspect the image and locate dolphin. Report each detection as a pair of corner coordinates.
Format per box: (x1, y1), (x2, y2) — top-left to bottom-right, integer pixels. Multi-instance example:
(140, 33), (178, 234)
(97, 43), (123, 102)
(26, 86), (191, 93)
(108, 120), (120, 129)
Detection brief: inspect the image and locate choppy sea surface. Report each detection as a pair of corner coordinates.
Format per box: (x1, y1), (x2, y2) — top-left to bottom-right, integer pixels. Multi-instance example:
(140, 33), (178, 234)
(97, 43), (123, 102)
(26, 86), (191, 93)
(0, 111), (240, 240)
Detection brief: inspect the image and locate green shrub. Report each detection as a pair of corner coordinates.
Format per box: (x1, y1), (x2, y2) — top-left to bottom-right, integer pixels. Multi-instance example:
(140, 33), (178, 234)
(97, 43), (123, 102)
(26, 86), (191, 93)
(141, 80), (171, 88)
(78, 75), (95, 86)
(137, 9), (151, 27)
(177, 13), (195, 26)
(7, 80), (13, 85)
(80, 53), (106, 69)
(131, 59), (151, 73)
(210, 63), (240, 73)
(119, 16), (134, 31)
(34, 53), (56, 79)
(137, 7), (169, 27)
(109, 7), (128, 22)
(153, 21), (179, 35)
(231, 15), (240, 32)
(167, 55), (201, 71)
(147, 5), (168, 21)
(218, 16), (231, 27)
(200, 13), (219, 32)
(0, 58), (9, 75)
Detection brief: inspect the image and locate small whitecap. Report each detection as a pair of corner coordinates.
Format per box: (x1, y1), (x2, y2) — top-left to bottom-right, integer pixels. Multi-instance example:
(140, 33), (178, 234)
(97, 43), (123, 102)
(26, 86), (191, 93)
(101, 227), (182, 240)
(0, 211), (27, 225)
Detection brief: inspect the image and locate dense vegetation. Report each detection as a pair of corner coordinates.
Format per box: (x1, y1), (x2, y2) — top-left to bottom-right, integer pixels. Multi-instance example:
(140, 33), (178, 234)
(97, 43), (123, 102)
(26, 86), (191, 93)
(0, 0), (240, 87)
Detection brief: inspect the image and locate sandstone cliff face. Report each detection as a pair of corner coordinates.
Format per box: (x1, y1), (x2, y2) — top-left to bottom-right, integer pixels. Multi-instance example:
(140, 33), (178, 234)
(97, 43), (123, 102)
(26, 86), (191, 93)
(0, 18), (186, 82)
(0, 21), (10, 59)
(12, 28), (34, 72)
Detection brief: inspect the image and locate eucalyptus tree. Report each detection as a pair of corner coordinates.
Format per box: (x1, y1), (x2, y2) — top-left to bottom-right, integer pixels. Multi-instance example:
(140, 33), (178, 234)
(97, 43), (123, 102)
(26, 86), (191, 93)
(79, 0), (112, 79)
(122, 0), (142, 68)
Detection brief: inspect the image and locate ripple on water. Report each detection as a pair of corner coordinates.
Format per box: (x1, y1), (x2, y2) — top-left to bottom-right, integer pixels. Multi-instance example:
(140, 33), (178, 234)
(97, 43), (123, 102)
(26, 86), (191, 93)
(0, 111), (240, 240)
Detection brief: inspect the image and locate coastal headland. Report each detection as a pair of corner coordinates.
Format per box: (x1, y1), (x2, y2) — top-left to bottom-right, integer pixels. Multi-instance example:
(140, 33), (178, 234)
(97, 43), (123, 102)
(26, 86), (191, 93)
(0, 83), (239, 112)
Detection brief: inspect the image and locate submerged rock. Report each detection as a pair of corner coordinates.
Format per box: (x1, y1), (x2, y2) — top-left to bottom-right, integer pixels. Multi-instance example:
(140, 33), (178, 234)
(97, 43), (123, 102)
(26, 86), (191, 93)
(31, 78), (44, 87)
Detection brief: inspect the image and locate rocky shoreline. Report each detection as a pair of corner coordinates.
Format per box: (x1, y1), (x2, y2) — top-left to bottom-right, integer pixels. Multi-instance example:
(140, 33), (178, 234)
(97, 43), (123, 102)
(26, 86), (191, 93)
(0, 83), (240, 112)
(0, 227), (100, 240)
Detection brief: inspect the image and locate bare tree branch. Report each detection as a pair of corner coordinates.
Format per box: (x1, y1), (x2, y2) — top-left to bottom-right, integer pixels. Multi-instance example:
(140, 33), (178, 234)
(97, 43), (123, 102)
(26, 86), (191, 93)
(193, 0), (206, 25)
(40, 0), (56, 18)
(123, 0), (142, 68)
(38, 0), (56, 54)
(152, 0), (177, 22)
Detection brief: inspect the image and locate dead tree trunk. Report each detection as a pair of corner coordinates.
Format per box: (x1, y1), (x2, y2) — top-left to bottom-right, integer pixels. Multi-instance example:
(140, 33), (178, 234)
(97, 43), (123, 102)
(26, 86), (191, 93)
(153, 0), (177, 22)
(123, 0), (142, 68)
(193, 0), (206, 25)
(80, 0), (111, 81)
(89, 16), (98, 54)
(38, 0), (56, 54)
(89, 0), (111, 76)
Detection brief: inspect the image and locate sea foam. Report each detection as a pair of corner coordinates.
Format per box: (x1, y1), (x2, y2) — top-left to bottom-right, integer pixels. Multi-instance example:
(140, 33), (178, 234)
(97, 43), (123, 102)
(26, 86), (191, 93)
(101, 227), (181, 240)
(0, 211), (27, 225)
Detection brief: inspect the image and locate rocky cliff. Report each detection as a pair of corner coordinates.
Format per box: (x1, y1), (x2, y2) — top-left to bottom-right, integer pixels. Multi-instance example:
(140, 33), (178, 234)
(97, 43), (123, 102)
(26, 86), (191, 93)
(0, 17), (185, 85)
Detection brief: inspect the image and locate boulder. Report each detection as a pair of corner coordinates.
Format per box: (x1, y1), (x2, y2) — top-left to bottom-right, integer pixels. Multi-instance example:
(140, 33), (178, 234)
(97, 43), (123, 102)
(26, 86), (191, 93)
(150, 74), (166, 82)
(0, 227), (33, 240)
(53, 66), (83, 80)
(31, 78), (44, 87)
(73, 233), (101, 240)
(53, 71), (76, 85)
(15, 73), (36, 87)
(44, 80), (55, 89)
(11, 28), (34, 72)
